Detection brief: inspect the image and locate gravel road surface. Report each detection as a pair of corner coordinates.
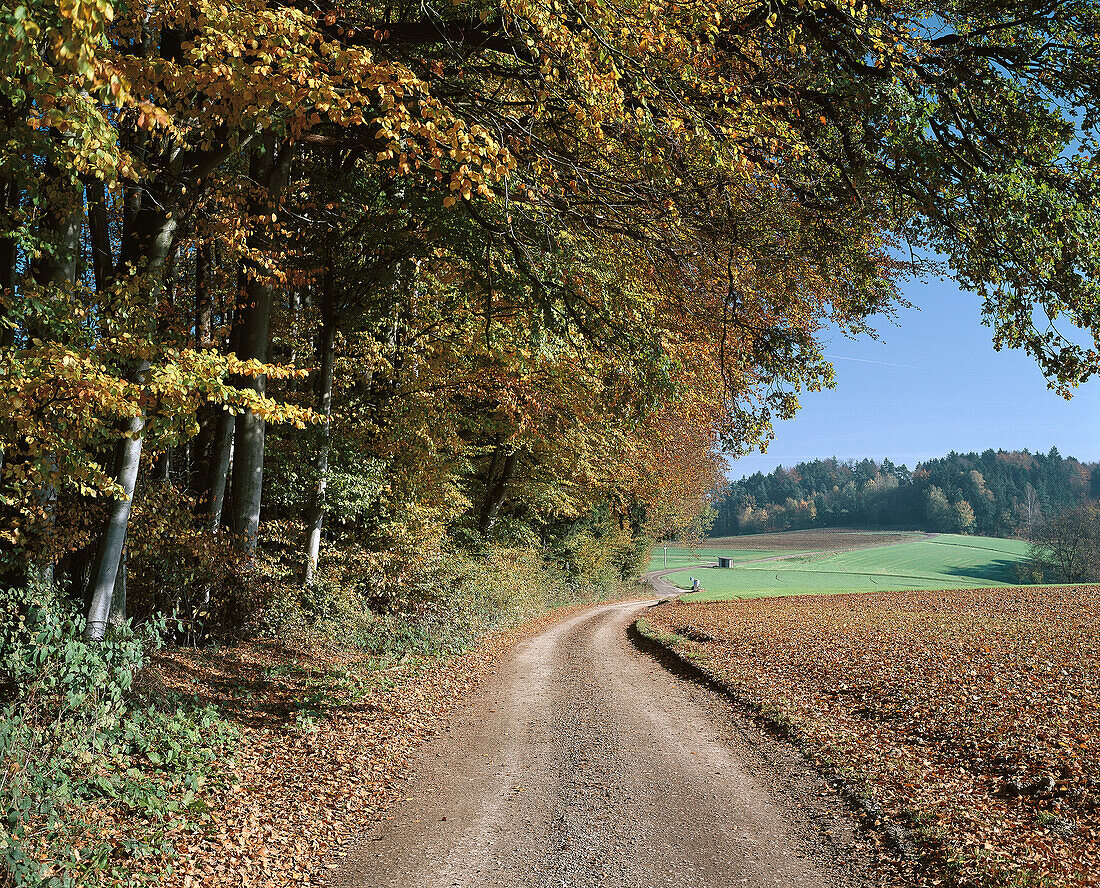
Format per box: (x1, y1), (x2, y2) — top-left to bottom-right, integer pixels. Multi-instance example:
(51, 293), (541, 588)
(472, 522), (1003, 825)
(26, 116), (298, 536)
(327, 600), (876, 888)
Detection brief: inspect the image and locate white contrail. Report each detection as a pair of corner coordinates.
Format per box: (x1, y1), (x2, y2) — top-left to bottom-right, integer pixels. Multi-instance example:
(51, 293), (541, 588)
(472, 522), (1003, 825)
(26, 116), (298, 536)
(824, 354), (919, 370)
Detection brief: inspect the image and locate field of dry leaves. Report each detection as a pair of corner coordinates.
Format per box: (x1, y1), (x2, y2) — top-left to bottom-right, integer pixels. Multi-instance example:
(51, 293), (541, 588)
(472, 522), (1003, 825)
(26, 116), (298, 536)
(643, 587), (1100, 888)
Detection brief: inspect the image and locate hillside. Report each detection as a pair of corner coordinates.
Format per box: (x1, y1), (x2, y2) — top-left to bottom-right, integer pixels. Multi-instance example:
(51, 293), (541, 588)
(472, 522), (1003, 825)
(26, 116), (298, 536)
(712, 450), (1098, 539)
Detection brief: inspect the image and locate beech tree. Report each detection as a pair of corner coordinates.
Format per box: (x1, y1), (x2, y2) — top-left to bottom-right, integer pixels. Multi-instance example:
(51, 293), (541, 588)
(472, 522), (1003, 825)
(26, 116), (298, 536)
(1, 0), (1098, 632)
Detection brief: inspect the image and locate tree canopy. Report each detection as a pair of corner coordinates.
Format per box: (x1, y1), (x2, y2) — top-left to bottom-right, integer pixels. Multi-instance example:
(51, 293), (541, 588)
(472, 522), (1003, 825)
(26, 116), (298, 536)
(712, 448), (1098, 537)
(1, 0), (1098, 634)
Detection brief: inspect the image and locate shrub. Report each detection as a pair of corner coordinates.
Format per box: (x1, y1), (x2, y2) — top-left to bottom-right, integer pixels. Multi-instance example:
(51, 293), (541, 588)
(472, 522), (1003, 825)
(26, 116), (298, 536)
(1, 583), (235, 887)
(263, 540), (603, 664)
(559, 507), (644, 589)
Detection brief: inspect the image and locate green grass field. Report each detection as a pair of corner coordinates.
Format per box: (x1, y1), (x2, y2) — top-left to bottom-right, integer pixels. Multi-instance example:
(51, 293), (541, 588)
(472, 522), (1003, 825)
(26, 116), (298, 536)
(652, 534), (1032, 600)
(646, 547), (785, 572)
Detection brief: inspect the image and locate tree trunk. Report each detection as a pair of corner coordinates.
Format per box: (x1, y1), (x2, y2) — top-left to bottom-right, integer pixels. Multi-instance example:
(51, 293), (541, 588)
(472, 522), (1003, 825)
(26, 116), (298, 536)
(230, 385), (267, 551)
(192, 244), (227, 505)
(195, 242), (212, 347)
(31, 185), (81, 289)
(26, 175), (81, 583)
(287, 289), (302, 391)
(57, 541), (96, 606)
(152, 450), (170, 482)
(228, 250), (273, 551)
(0, 178), (18, 348)
(190, 405), (215, 501)
(85, 408), (145, 641)
(107, 547), (127, 629)
(202, 273), (238, 524)
(86, 188), (178, 639)
(479, 446), (519, 537)
(86, 178), (114, 293)
(228, 137), (293, 557)
(83, 129), (244, 633)
(206, 408), (235, 529)
(482, 438), (504, 498)
(121, 181), (142, 259)
(303, 274), (336, 586)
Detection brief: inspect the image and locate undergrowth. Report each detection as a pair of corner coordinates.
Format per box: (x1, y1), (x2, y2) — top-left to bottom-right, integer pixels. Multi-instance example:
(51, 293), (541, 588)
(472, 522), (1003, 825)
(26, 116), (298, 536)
(0, 582), (236, 887)
(1, 542), (633, 885)
(263, 543), (614, 662)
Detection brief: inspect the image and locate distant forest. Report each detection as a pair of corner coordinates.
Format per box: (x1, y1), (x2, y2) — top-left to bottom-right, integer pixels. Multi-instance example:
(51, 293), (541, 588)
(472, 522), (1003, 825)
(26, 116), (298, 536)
(711, 450), (1099, 538)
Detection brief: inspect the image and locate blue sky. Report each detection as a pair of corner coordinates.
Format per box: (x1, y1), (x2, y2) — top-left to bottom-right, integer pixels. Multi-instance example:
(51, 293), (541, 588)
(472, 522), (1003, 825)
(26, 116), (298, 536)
(727, 275), (1100, 478)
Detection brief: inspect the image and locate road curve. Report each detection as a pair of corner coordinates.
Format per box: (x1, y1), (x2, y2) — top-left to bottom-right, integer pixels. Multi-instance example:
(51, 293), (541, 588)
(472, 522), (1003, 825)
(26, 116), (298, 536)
(326, 601), (870, 888)
(645, 565), (714, 598)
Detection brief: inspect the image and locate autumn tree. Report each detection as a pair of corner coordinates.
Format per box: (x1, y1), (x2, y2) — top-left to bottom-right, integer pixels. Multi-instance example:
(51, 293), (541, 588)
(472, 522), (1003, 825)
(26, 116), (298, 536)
(1028, 504), (1100, 583)
(3, 0), (1100, 633)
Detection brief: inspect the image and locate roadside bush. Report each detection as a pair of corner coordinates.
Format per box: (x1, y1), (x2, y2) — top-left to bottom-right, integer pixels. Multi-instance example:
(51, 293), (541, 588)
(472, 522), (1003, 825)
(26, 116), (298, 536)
(263, 541), (604, 663)
(1015, 556), (1046, 585)
(0, 583), (235, 887)
(560, 507), (644, 589)
(354, 544), (588, 660)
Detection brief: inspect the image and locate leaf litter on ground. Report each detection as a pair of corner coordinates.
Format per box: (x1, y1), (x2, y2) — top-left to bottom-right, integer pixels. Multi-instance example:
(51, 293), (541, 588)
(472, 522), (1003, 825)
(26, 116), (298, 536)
(644, 586), (1100, 888)
(85, 602), (599, 887)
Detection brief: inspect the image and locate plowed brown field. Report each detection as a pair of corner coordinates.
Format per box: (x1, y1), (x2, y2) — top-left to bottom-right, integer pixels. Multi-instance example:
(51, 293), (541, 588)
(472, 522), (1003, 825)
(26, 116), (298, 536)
(701, 529), (926, 550)
(643, 587), (1100, 887)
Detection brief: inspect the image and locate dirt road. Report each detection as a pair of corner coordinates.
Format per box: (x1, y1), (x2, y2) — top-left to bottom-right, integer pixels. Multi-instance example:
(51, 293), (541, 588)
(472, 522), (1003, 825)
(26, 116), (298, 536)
(327, 601), (874, 888)
(646, 565), (714, 598)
